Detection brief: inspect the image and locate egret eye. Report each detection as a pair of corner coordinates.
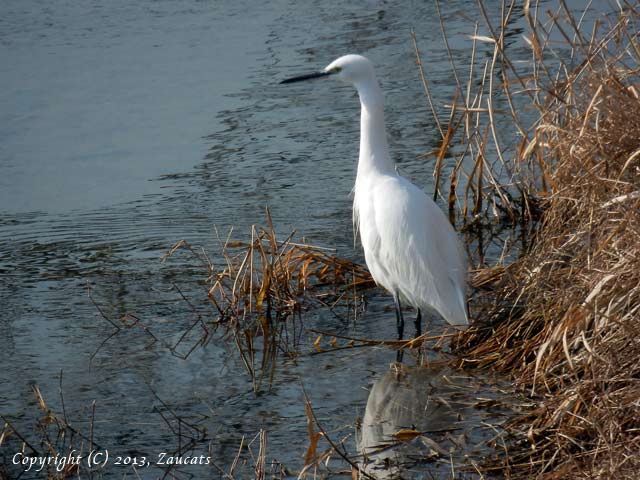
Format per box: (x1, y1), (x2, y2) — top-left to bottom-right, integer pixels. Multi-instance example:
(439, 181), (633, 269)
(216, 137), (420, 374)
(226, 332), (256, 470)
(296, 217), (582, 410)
(330, 66), (342, 73)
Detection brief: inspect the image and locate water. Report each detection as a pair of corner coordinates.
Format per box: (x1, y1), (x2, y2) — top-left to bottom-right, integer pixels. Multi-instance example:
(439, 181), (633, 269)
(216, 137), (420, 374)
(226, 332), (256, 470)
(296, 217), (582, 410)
(0, 0), (586, 477)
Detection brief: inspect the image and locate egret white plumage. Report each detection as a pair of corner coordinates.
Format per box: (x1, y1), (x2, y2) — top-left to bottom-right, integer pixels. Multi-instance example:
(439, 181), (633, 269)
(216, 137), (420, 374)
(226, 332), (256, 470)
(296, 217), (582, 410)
(281, 54), (469, 341)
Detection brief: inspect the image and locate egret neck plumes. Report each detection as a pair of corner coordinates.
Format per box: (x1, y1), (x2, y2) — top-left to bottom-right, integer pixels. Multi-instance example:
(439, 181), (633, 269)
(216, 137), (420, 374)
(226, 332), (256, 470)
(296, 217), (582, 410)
(281, 54), (469, 341)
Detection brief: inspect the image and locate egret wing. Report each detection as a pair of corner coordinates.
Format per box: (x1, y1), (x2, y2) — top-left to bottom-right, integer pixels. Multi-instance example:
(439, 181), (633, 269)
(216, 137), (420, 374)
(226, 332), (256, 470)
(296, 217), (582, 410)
(371, 176), (468, 326)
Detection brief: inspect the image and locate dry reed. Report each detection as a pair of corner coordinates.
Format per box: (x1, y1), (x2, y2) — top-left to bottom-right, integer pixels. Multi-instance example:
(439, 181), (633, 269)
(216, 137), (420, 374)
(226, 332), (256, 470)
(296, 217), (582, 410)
(445, 2), (640, 478)
(0, 380), (94, 479)
(187, 208), (375, 391)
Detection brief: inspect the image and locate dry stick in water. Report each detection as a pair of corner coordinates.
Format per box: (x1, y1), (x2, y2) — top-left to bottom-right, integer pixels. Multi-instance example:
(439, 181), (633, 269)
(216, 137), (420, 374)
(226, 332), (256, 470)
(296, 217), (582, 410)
(434, 90), (460, 203)
(411, 29), (445, 140)
(301, 388), (378, 480)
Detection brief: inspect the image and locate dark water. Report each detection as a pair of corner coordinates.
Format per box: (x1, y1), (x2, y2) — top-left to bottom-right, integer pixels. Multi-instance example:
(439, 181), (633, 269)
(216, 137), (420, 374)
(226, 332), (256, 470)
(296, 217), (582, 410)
(0, 0), (598, 478)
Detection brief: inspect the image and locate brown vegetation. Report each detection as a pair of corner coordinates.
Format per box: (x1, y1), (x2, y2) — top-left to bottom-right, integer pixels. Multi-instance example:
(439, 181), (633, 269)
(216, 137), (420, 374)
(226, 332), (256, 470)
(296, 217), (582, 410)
(196, 209), (375, 391)
(446, 2), (640, 478)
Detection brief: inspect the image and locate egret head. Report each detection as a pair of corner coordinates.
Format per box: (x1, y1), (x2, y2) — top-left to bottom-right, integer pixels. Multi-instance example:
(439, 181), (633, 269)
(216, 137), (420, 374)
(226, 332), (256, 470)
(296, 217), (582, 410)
(280, 54), (375, 87)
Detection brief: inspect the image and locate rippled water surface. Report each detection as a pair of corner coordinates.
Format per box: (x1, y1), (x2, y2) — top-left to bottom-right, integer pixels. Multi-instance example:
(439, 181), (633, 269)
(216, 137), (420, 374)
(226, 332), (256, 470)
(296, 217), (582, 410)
(0, 0), (588, 477)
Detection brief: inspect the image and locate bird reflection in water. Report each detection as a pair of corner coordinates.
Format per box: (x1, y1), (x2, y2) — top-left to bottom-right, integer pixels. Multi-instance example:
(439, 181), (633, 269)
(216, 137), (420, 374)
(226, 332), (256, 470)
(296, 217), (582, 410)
(357, 363), (476, 478)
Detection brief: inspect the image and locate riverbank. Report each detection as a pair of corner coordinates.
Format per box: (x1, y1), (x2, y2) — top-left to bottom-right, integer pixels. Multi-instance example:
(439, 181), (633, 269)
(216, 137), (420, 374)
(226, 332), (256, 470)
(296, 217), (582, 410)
(455, 3), (640, 478)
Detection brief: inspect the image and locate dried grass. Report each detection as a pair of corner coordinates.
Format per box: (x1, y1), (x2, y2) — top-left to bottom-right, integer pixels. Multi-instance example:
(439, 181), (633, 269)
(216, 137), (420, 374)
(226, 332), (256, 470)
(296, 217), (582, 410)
(207, 209), (373, 321)
(183, 208), (375, 392)
(449, 2), (640, 477)
(1, 380), (95, 479)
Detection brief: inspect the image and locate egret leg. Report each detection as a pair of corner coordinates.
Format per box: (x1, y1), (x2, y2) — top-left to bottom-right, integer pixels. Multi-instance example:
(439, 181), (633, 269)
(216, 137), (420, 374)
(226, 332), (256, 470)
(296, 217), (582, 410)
(394, 295), (405, 340)
(414, 309), (422, 338)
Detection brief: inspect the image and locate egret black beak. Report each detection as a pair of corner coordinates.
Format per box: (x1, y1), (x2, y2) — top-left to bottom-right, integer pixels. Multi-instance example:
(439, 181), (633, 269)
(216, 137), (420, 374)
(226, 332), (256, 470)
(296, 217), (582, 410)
(280, 71), (332, 84)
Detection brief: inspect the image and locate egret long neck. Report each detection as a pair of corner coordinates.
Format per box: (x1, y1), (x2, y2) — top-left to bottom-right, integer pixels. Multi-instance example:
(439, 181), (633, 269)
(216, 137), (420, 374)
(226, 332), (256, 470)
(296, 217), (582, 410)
(356, 79), (394, 176)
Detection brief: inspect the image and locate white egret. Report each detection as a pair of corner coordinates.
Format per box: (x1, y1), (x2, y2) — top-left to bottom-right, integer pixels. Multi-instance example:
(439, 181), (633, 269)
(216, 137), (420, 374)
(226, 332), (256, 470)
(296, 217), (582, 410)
(281, 54), (469, 341)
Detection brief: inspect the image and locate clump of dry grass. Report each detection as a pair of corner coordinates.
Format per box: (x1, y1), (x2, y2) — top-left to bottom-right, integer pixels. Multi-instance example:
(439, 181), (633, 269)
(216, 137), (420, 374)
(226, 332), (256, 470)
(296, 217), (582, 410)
(207, 210), (373, 323)
(180, 209), (374, 391)
(451, 3), (640, 478)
